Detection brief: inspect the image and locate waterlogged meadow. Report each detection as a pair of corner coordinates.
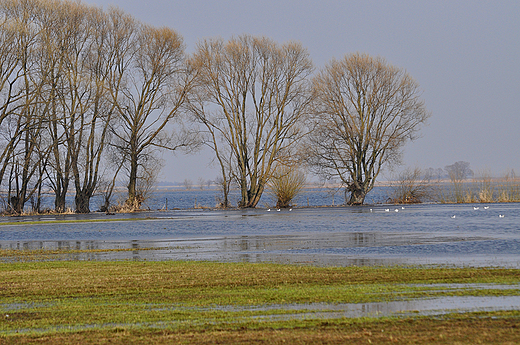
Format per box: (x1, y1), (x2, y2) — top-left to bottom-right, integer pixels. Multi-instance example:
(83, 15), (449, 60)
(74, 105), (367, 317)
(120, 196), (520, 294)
(1, 201), (520, 343)
(0, 261), (520, 344)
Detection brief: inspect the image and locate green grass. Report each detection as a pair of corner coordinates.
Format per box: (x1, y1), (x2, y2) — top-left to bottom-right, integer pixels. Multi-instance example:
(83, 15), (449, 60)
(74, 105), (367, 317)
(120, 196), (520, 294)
(1, 260), (519, 344)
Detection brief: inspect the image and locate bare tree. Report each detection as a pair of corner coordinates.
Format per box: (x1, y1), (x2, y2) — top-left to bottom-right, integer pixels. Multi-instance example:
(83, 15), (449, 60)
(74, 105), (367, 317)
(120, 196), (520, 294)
(189, 35), (313, 208)
(110, 24), (194, 208)
(197, 177), (205, 190)
(389, 167), (433, 204)
(32, 2), (130, 213)
(0, 4), (27, 188)
(44, 1), (97, 213)
(306, 53), (430, 205)
(0, 0), (52, 214)
(445, 161), (473, 182)
(68, 5), (135, 213)
(445, 161), (473, 202)
(182, 178), (193, 190)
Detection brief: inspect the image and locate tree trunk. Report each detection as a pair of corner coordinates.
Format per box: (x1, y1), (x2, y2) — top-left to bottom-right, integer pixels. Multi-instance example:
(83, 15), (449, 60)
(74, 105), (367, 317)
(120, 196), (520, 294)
(75, 190), (91, 213)
(220, 177), (230, 208)
(239, 168), (249, 207)
(246, 182), (264, 208)
(127, 153), (139, 208)
(347, 187), (367, 205)
(54, 179), (69, 213)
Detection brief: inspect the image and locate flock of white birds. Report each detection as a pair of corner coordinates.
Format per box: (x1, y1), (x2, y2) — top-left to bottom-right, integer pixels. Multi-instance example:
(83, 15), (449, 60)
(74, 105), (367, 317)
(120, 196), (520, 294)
(266, 205), (506, 218)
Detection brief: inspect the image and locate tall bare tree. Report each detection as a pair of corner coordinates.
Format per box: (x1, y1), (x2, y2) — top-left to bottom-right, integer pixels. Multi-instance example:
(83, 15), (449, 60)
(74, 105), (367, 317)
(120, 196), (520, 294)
(38, 0), (72, 212)
(189, 35), (313, 208)
(0, 0), (40, 191)
(44, 0), (96, 213)
(0, 2), (26, 187)
(307, 53), (429, 205)
(36, 2), (136, 213)
(0, 0), (51, 213)
(110, 25), (194, 208)
(68, 5), (135, 213)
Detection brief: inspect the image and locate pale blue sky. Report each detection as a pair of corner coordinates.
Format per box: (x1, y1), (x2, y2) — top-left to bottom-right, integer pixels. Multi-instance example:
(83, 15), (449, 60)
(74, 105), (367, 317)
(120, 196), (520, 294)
(86, 0), (520, 182)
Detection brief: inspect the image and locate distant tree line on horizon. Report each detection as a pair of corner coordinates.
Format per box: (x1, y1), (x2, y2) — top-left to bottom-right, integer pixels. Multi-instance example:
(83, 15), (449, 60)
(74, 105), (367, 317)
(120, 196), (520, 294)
(389, 162), (520, 204)
(0, 0), (429, 214)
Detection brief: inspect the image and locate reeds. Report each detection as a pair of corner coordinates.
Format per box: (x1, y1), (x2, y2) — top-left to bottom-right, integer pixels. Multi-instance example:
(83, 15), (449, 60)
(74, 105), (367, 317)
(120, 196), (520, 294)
(388, 169), (520, 204)
(438, 173), (520, 204)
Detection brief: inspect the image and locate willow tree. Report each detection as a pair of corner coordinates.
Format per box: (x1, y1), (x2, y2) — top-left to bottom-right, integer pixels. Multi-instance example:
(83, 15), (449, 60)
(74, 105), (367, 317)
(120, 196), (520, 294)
(0, 0), (50, 214)
(0, 5), (25, 188)
(35, 1), (134, 213)
(0, 0), (25, 188)
(307, 53), (429, 205)
(110, 25), (194, 208)
(189, 35), (313, 208)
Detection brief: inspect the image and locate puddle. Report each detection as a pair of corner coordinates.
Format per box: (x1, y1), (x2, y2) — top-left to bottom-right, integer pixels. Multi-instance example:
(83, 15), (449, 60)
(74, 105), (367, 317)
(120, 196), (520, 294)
(248, 295), (520, 321)
(3, 295), (520, 336)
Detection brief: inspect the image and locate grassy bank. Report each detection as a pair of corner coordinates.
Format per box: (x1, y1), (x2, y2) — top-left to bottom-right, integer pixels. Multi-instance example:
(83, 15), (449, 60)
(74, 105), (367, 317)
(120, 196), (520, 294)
(1, 261), (519, 344)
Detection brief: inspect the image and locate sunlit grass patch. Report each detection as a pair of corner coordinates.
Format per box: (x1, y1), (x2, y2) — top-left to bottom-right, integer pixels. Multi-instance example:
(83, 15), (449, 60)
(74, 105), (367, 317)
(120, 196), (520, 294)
(0, 261), (519, 343)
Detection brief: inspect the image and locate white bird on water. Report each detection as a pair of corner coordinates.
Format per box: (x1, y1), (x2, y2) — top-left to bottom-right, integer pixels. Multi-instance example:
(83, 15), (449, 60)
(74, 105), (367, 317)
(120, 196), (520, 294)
(267, 209), (271, 212)
(451, 215), (456, 219)
(499, 214), (505, 218)
(394, 209), (399, 212)
(385, 209), (390, 212)
(484, 206), (489, 210)
(277, 209), (281, 212)
(473, 207), (479, 210)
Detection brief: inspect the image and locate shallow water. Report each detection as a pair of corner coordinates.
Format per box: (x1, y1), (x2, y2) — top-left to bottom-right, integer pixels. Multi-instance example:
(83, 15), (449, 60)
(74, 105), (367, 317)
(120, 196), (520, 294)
(1, 203), (519, 267)
(2, 294), (519, 335)
(15, 186), (393, 212)
(248, 295), (520, 321)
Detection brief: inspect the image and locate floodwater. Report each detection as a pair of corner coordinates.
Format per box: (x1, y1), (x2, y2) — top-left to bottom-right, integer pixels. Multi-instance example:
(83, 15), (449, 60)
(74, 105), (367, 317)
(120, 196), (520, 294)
(1, 203), (520, 326)
(1, 203), (519, 268)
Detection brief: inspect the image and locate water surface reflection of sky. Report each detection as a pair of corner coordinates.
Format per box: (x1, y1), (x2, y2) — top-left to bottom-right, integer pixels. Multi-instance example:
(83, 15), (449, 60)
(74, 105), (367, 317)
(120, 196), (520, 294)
(1, 203), (519, 268)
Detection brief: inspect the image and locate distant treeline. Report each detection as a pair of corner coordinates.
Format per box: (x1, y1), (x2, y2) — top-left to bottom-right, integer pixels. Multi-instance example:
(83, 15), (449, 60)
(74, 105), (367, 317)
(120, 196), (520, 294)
(388, 164), (520, 204)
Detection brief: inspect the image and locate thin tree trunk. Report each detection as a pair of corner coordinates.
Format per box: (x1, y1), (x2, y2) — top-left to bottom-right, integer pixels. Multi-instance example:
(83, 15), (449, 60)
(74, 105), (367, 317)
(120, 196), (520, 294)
(127, 152), (139, 207)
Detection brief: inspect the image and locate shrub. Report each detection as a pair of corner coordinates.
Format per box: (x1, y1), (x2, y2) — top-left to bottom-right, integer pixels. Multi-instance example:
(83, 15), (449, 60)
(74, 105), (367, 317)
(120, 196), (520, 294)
(389, 167), (433, 204)
(268, 166), (306, 208)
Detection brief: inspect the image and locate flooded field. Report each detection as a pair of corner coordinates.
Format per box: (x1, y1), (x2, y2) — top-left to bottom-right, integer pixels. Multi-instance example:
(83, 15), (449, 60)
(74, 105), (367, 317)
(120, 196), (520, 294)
(1, 203), (519, 268)
(2, 200), (520, 332)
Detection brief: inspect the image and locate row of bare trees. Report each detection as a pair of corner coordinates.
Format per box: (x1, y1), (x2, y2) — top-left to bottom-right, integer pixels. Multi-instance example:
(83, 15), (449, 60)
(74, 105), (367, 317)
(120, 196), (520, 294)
(1, 0), (429, 214)
(0, 0), (193, 213)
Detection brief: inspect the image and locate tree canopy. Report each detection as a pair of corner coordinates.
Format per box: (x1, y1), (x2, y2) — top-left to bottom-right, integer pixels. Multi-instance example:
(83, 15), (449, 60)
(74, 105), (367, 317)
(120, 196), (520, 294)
(306, 53), (430, 205)
(0, 0), (430, 213)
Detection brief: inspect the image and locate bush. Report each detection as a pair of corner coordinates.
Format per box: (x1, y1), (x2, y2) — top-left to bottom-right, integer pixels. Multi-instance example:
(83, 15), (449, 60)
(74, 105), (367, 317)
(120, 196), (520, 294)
(268, 166), (306, 208)
(389, 167), (433, 204)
